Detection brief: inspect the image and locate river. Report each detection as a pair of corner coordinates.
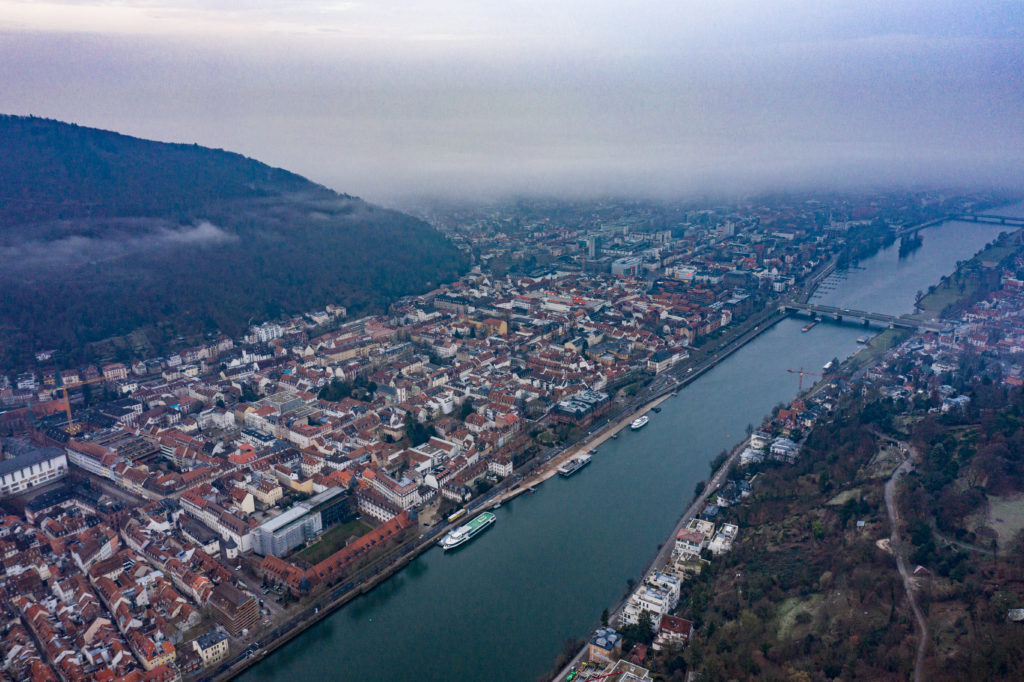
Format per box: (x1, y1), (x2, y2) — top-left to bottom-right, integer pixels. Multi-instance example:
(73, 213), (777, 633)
(811, 212), (1020, 314)
(240, 215), (1012, 682)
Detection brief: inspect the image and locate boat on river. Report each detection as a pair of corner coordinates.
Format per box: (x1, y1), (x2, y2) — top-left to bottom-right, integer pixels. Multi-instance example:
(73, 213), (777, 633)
(558, 453), (592, 478)
(440, 512), (496, 551)
(631, 415), (649, 430)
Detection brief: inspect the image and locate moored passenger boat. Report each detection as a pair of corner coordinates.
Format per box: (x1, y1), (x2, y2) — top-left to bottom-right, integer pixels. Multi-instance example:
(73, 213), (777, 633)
(440, 512), (496, 551)
(558, 453), (593, 477)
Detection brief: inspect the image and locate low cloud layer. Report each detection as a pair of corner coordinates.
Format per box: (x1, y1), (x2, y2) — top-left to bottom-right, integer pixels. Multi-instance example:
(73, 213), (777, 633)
(1, 1), (1021, 203)
(0, 220), (236, 274)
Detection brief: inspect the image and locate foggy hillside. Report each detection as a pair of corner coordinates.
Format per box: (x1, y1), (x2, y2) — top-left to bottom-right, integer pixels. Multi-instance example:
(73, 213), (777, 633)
(0, 115), (468, 369)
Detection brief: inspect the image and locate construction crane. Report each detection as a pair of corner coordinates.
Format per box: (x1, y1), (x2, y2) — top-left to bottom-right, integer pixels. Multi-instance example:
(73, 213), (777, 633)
(56, 375), (106, 435)
(786, 367), (823, 391)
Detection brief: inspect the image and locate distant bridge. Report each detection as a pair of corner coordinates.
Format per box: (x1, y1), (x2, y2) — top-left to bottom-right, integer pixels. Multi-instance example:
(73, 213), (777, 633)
(780, 302), (949, 333)
(897, 214), (1024, 236)
(953, 214), (1024, 227)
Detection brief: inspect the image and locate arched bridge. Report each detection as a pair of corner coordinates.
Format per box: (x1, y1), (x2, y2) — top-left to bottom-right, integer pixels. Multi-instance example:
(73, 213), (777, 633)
(780, 302), (949, 333)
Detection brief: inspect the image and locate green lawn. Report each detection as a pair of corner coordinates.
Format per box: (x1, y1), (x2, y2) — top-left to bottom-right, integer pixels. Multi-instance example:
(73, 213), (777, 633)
(915, 281), (976, 315)
(985, 493), (1024, 551)
(975, 240), (1018, 265)
(844, 328), (907, 372)
(293, 519), (373, 564)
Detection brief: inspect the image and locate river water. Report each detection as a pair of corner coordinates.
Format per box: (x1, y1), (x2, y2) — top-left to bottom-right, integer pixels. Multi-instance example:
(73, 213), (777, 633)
(241, 216), (1011, 682)
(811, 214), (1017, 314)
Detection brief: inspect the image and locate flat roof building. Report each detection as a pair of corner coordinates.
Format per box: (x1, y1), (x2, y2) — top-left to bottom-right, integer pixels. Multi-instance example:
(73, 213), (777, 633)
(611, 256), (643, 277)
(0, 439), (67, 498)
(252, 486), (352, 557)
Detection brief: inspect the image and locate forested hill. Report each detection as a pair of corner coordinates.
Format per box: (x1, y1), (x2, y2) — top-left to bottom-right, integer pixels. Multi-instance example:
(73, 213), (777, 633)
(0, 115), (468, 369)
(0, 115), (315, 226)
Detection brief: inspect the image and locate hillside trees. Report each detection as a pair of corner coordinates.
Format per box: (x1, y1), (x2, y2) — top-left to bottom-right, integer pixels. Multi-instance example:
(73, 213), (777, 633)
(0, 115), (469, 370)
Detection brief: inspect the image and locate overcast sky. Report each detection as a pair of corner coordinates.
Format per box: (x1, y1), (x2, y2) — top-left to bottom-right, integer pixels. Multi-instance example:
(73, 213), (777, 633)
(2, 1), (1022, 203)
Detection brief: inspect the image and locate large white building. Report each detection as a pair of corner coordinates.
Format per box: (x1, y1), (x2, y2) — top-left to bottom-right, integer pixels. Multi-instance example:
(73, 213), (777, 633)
(611, 256), (643, 277)
(708, 523), (739, 555)
(364, 470), (421, 510)
(621, 571), (681, 631)
(0, 442), (68, 497)
(65, 440), (121, 480)
(247, 322), (284, 344)
(251, 487), (352, 556)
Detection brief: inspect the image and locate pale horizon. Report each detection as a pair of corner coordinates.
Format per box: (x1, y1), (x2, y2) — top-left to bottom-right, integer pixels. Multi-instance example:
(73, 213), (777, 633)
(2, 1), (1022, 204)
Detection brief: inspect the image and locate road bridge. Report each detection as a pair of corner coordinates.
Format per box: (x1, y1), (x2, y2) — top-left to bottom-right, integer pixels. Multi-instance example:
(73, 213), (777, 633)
(780, 302), (949, 333)
(895, 213), (1024, 236)
(953, 214), (1024, 227)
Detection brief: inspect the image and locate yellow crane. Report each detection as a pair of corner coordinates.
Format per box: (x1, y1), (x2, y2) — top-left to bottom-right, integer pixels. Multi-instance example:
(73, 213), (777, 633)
(56, 375), (106, 435)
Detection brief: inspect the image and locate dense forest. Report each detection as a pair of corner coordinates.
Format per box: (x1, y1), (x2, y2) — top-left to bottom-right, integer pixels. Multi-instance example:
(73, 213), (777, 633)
(0, 115), (468, 369)
(661, 405), (914, 681)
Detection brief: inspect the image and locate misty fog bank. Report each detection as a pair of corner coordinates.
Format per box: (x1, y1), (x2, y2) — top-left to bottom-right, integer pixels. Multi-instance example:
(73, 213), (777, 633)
(1, 1), (1022, 204)
(0, 220), (235, 275)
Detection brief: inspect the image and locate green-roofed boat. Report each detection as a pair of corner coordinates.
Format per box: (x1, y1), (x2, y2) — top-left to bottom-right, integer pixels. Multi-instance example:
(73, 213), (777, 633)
(440, 511), (496, 551)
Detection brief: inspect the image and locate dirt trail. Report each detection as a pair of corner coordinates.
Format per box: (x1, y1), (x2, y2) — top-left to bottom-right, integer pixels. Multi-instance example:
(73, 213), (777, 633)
(882, 437), (929, 682)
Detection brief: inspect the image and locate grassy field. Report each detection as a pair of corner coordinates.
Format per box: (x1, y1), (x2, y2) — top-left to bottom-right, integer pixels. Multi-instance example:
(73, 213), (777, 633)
(294, 519), (373, 565)
(774, 594), (825, 641)
(844, 328), (908, 372)
(986, 493), (1024, 551)
(915, 281), (976, 315)
(826, 488), (862, 507)
(976, 240), (1018, 266)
